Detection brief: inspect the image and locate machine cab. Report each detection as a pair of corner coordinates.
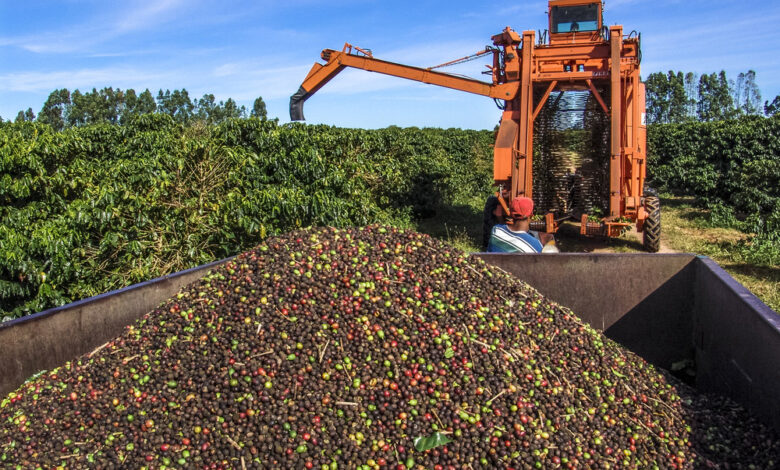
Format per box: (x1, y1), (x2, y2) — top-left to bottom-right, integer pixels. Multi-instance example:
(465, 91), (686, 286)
(548, 0), (603, 44)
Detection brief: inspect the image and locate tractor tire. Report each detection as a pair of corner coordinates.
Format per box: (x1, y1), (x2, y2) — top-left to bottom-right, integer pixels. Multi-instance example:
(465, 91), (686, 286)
(643, 196), (661, 253)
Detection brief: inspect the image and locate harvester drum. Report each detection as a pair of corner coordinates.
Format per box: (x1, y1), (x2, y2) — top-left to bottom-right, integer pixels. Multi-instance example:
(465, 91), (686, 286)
(290, 0), (660, 251)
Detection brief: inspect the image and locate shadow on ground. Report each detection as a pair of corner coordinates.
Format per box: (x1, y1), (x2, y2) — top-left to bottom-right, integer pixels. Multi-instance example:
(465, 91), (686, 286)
(660, 195), (696, 209)
(721, 262), (780, 282)
(413, 203), (485, 251)
(554, 222), (645, 253)
(413, 203), (649, 254)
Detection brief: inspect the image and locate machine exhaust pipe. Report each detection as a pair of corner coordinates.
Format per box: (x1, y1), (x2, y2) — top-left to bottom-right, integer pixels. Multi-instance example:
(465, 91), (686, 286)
(289, 86), (309, 121)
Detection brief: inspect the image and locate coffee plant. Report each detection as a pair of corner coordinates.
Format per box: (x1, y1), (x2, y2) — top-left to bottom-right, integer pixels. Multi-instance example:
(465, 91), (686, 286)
(3, 111), (776, 319)
(648, 114), (779, 216)
(0, 117), (493, 319)
(648, 114), (780, 265)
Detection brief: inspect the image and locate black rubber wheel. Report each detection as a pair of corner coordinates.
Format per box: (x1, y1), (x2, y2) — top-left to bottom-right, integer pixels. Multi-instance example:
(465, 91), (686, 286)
(643, 196), (661, 253)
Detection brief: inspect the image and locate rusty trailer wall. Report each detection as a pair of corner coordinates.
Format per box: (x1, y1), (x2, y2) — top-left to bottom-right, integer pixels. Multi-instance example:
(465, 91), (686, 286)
(0, 258), (231, 400)
(1, 254), (778, 432)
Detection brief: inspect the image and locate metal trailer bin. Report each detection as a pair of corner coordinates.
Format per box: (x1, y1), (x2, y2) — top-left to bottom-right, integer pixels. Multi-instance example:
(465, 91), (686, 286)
(2, 253), (778, 431)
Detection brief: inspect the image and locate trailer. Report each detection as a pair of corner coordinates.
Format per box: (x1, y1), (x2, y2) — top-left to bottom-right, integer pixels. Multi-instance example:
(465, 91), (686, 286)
(1, 253), (778, 434)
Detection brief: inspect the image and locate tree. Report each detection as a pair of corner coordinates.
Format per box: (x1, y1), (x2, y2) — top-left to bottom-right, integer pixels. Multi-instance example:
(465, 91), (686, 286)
(95, 87), (124, 124)
(156, 89), (194, 123)
(667, 71), (688, 123)
(738, 70), (762, 115)
(66, 89), (87, 126)
(38, 88), (71, 131)
(15, 108), (35, 122)
(765, 95), (780, 116)
(715, 71), (736, 119)
(684, 72), (698, 118)
(644, 72), (669, 124)
(135, 89), (157, 115)
(216, 98), (245, 122)
(64, 87), (125, 126)
(194, 93), (217, 122)
(121, 89), (139, 124)
(251, 96), (267, 120)
(120, 88), (157, 124)
(698, 72), (735, 121)
(644, 71), (689, 124)
(193, 94), (246, 123)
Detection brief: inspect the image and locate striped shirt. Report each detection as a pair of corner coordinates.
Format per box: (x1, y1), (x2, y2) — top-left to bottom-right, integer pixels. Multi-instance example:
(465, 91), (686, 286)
(487, 225), (543, 253)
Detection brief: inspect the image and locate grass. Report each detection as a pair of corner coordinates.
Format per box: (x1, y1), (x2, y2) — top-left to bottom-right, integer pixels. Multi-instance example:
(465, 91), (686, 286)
(656, 196), (779, 312)
(414, 195), (779, 312)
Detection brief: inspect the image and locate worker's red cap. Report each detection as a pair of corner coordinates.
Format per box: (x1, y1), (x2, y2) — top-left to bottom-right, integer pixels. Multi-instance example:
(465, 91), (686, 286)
(510, 197), (534, 219)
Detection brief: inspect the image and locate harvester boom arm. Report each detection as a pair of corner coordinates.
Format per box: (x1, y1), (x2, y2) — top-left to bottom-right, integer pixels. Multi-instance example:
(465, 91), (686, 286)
(290, 46), (518, 120)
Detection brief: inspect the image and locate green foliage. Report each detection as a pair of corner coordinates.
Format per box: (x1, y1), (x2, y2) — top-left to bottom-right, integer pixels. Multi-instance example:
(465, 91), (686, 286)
(645, 71), (691, 124)
(413, 432), (452, 452)
(15, 108), (35, 123)
(734, 70), (762, 116)
(697, 72), (736, 122)
(33, 87), (258, 129)
(38, 88), (71, 131)
(648, 115), (780, 265)
(766, 96), (780, 117)
(0, 118), (493, 318)
(645, 69), (766, 124)
(251, 97), (267, 120)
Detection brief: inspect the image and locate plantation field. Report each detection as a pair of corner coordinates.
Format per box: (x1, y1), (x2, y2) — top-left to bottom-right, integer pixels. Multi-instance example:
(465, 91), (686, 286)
(1, 115), (777, 319)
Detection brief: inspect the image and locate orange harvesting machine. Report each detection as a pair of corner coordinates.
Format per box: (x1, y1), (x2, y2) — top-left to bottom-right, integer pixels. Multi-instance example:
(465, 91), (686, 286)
(290, 0), (661, 252)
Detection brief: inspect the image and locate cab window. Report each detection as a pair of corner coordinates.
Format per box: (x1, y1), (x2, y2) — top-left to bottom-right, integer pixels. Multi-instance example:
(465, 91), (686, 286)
(552, 5), (599, 33)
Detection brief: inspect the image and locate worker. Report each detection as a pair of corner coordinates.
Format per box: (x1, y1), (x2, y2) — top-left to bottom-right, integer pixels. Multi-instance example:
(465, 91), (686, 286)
(482, 188), (510, 251)
(487, 197), (544, 253)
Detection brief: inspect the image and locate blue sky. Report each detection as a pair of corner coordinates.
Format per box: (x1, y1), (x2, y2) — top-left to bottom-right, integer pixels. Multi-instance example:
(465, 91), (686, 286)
(1, 0), (779, 129)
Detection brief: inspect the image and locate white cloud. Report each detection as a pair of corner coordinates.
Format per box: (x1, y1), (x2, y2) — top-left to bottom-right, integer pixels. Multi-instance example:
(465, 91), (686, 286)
(0, 67), (171, 93)
(0, 0), (190, 54)
(0, 28), (103, 54)
(115, 0), (187, 33)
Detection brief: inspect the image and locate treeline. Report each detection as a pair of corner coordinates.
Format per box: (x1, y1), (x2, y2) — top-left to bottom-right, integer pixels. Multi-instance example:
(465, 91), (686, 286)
(645, 69), (779, 124)
(7, 87), (268, 131)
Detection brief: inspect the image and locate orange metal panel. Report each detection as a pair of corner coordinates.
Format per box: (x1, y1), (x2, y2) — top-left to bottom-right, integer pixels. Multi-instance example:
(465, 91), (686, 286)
(515, 31), (536, 199)
(637, 81), (647, 211)
(300, 60), (346, 95)
(494, 112), (519, 181)
(609, 26), (623, 218)
(336, 53), (519, 99)
(586, 79), (609, 114)
(533, 45), (611, 60)
(533, 81), (558, 121)
(535, 71), (610, 81)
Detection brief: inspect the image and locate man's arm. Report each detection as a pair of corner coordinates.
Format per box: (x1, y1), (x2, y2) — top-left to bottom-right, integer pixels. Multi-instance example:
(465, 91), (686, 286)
(538, 232), (555, 245)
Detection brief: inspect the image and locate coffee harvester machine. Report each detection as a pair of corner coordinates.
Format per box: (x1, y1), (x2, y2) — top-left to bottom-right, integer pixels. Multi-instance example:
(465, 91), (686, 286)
(290, 0), (660, 251)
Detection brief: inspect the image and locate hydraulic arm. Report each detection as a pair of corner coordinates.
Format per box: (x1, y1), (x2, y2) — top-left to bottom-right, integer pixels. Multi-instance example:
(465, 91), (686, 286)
(290, 44), (520, 121)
